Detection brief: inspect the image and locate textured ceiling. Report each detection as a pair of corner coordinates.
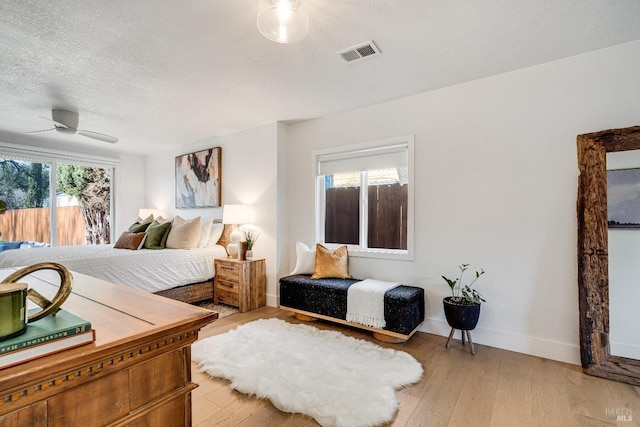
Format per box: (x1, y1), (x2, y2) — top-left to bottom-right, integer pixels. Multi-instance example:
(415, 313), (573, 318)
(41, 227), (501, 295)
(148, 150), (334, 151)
(0, 0), (639, 155)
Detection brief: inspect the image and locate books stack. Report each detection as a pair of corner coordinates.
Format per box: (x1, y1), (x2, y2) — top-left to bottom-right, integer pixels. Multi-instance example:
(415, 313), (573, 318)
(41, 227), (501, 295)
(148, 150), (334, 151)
(0, 308), (94, 369)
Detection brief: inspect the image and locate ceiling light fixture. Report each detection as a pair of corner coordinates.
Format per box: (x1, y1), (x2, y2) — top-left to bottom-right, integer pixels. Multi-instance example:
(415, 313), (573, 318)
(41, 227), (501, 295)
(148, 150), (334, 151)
(257, 0), (309, 44)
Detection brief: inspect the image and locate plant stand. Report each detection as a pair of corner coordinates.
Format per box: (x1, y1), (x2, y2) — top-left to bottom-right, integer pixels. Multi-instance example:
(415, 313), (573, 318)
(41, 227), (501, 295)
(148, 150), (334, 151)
(442, 297), (481, 355)
(445, 327), (476, 355)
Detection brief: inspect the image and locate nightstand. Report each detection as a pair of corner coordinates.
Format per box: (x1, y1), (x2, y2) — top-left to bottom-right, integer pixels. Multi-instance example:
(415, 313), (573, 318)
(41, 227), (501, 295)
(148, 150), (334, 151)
(214, 258), (266, 312)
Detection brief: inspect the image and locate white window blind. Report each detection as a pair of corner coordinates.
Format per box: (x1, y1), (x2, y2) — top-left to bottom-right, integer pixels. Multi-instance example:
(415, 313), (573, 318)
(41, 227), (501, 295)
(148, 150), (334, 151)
(0, 142), (120, 169)
(315, 141), (408, 176)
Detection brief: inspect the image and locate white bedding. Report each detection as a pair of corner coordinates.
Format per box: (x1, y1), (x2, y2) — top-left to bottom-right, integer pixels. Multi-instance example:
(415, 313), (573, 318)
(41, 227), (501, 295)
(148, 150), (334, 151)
(0, 244), (228, 293)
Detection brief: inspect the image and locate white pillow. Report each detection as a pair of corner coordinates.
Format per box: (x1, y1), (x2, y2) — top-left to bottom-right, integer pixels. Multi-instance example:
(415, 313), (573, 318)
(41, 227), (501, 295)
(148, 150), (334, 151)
(206, 223), (225, 247)
(133, 214), (154, 226)
(198, 218), (214, 248)
(166, 216), (202, 249)
(154, 215), (173, 224)
(290, 242), (316, 275)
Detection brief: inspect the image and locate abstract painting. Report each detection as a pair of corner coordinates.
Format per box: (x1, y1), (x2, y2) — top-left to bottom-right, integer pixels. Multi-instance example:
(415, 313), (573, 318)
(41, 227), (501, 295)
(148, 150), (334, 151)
(607, 167), (640, 228)
(175, 147), (221, 208)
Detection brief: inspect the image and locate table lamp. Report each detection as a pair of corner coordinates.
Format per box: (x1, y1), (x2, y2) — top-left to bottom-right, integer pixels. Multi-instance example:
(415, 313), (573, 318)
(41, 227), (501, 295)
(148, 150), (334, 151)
(222, 204), (251, 257)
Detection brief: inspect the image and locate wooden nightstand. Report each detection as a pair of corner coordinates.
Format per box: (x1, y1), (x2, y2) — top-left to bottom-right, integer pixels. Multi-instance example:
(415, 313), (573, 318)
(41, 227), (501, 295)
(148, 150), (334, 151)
(214, 258), (266, 312)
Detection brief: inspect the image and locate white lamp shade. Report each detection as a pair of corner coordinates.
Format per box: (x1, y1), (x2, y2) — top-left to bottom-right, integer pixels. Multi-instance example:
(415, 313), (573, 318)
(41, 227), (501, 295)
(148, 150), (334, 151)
(138, 208), (165, 220)
(222, 204), (251, 225)
(257, 0), (309, 44)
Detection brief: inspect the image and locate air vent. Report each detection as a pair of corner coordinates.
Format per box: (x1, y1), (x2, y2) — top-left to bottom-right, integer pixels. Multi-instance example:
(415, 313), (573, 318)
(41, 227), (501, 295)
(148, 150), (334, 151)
(337, 40), (381, 63)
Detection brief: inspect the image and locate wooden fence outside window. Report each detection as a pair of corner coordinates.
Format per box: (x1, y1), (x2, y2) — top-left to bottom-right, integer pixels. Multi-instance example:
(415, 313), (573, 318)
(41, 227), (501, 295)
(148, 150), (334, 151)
(0, 206), (87, 246)
(325, 183), (407, 250)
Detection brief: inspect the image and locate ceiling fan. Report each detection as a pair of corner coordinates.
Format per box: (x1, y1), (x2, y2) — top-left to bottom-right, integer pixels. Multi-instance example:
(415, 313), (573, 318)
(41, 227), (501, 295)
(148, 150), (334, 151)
(27, 109), (118, 144)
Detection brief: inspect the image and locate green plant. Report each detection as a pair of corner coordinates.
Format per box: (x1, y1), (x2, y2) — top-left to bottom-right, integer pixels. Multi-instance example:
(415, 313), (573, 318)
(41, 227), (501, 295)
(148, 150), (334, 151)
(243, 228), (260, 250)
(442, 263), (486, 304)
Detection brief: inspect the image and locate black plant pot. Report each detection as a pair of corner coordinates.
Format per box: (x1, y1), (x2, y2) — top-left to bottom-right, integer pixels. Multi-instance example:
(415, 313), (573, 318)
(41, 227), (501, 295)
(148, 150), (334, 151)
(443, 297), (481, 330)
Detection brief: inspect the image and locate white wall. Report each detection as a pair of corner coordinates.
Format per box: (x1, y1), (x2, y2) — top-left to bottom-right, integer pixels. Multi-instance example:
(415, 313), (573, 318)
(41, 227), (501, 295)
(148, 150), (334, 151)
(115, 153), (145, 236)
(144, 123), (282, 305)
(275, 122), (290, 286)
(285, 40), (640, 365)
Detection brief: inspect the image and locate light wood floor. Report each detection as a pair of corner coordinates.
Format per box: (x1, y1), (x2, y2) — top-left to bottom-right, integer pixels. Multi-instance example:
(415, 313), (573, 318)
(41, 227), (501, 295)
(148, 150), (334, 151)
(191, 307), (640, 426)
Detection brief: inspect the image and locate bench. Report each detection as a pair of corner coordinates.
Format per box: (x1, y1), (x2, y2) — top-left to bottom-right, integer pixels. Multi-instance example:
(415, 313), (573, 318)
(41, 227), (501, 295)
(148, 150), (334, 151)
(279, 274), (425, 343)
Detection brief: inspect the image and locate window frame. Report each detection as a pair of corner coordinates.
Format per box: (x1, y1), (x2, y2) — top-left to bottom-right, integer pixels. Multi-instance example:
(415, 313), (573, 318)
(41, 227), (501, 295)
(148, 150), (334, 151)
(313, 135), (414, 261)
(0, 142), (119, 246)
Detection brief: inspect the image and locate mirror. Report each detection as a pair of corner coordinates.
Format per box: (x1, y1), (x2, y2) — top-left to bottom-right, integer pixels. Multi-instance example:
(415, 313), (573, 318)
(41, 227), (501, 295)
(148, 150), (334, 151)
(605, 152), (640, 360)
(577, 125), (640, 386)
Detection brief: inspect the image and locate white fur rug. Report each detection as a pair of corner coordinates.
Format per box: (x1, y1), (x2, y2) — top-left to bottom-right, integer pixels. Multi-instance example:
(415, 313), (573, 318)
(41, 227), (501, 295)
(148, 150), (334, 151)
(192, 318), (423, 427)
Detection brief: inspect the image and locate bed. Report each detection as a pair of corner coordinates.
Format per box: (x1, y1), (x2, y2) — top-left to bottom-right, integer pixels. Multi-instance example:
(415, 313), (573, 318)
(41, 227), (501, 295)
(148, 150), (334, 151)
(0, 225), (233, 303)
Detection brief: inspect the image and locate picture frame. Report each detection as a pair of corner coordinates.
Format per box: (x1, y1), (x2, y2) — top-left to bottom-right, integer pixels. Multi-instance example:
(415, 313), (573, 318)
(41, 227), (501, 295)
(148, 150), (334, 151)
(175, 147), (221, 208)
(607, 167), (640, 228)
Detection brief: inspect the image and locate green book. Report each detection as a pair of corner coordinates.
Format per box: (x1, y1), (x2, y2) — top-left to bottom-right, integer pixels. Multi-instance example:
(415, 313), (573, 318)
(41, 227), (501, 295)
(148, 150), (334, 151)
(0, 308), (91, 355)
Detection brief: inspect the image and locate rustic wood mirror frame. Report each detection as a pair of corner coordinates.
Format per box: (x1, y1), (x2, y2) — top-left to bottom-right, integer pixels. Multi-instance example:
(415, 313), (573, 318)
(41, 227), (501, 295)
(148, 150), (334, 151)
(577, 125), (640, 386)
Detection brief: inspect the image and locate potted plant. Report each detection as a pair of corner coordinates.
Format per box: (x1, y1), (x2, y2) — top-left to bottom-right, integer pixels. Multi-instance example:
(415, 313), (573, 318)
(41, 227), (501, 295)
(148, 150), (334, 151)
(442, 264), (486, 331)
(243, 228), (260, 260)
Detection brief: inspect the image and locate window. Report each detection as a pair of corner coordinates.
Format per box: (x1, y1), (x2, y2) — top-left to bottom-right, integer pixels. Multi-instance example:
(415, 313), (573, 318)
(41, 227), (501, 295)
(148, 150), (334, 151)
(0, 143), (118, 247)
(314, 135), (414, 260)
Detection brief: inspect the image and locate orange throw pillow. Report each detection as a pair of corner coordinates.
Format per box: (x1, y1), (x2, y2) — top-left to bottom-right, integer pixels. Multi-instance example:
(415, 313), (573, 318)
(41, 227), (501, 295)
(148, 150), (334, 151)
(311, 244), (352, 279)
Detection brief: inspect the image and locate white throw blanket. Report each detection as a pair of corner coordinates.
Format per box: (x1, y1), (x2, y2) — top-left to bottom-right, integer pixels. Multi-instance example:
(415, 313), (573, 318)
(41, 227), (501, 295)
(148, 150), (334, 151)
(346, 279), (399, 329)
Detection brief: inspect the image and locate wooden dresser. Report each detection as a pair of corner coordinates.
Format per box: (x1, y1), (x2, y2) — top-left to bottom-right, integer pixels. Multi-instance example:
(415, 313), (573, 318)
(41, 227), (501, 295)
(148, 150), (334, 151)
(0, 267), (217, 427)
(214, 258), (266, 313)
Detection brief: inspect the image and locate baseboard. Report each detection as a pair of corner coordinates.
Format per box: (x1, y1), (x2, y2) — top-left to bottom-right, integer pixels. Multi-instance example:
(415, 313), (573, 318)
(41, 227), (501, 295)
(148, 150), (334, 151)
(266, 293), (278, 308)
(421, 317), (581, 366)
(266, 299), (581, 365)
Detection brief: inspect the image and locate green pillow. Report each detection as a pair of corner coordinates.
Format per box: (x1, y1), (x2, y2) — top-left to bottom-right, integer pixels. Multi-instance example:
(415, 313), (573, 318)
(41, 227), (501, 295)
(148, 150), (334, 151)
(143, 221), (172, 249)
(128, 221), (151, 233)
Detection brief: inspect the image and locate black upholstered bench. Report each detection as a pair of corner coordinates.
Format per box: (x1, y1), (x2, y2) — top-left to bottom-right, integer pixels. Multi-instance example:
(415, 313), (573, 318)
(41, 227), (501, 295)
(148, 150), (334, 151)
(279, 274), (425, 342)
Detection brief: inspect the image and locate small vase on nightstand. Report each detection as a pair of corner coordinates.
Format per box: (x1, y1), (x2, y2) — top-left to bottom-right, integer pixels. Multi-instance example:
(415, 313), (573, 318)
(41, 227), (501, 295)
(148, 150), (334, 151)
(245, 250), (253, 260)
